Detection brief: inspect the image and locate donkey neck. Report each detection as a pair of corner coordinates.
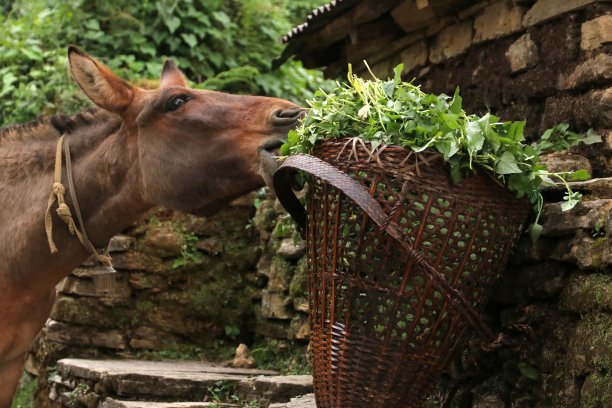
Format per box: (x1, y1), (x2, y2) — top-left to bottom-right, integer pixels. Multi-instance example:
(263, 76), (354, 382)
(0, 110), (151, 292)
(63, 120), (151, 245)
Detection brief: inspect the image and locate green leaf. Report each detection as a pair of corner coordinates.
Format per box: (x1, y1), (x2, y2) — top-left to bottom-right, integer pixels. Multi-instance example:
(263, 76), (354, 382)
(181, 33), (197, 48)
(165, 16), (181, 33)
(435, 136), (459, 160)
(496, 151), (522, 174)
(287, 130), (299, 145)
(279, 143), (290, 156)
(449, 87), (462, 114)
(448, 160), (463, 184)
(393, 64), (403, 85)
(529, 223), (543, 243)
(569, 169), (591, 181)
(583, 129), (602, 145)
(561, 193), (581, 211)
(518, 362), (540, 381)
(83, 19), (100, 31)
(465, 120), (484, 153)
(508, 120), (525, 142)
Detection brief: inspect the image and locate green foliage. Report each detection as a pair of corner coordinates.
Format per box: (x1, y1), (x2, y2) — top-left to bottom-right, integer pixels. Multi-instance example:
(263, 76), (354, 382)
(10, 374), (36, 408)
(534, 123), (602, 154)
(282, 64), (601, 241)
(172, 230), (204, 269)
(1, 0), (332, 126)
(251, 338), (311, 375)
(207, 380), (264, 407)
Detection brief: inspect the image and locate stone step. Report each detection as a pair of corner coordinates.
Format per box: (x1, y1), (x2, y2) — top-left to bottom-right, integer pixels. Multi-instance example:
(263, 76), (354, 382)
(52, 358), (313, 406)
(100, 395), (317, 408)
(100, 399), (223, 407)
(269, 394), (316, 408)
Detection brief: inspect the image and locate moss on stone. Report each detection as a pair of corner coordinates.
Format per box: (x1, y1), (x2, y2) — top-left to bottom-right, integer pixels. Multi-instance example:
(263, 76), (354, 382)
(589, 237), (608, 270)
(560, 274), (612, 312)
(289, 257), (308, 301)
(580, 371), (612, 408)
(567, 313), (612, 376)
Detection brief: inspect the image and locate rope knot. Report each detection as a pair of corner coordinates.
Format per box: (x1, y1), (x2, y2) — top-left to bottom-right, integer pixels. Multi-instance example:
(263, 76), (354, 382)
(56, 203), (72, 219)
(52, 182), (66, 195)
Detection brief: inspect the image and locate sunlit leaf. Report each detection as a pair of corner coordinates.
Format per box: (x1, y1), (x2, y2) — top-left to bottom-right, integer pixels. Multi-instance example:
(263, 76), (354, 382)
(496, 151), (522, 174)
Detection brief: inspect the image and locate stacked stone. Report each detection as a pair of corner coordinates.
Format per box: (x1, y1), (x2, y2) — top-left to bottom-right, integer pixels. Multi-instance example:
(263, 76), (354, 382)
(251, 197), (311, 342)
(29, 197), (265, 401)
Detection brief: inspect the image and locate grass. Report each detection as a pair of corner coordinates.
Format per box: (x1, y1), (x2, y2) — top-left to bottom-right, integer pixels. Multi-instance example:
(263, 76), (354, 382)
(11, 373), (36, 408)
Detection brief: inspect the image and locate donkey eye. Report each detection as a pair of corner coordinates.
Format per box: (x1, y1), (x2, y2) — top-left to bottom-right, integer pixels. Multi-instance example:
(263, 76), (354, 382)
(165, 94), (192, 112)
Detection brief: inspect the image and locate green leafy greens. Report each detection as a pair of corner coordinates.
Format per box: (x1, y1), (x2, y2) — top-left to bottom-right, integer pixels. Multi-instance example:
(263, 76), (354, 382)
(281, 64), (601, 241)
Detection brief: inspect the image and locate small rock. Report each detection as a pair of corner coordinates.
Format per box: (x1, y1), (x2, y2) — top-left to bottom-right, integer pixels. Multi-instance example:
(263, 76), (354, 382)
(293, 300), (309, 313)
(277, 238), (306, 260)
(540, 151), (592, 174)
(195, 237), (223, 255)
(112, 251), (166, 274)
(399, 41), (428, 74)
(232, 344), (255, 369)
(523, 0), (597, 27)
(261, 291), (293, 320)
(581, 14), (612, 51)
(541, 199), (612, 237)
(506, 33), (540, 73)
(558, 53), (612, 90)
(45, 320), (127, 349)
(257, 255), (272, 278)
(142, 225), (183, 257)
(473, 0), (524, 43)
(108, 235), (135, 253)
(294, 319), (310, 341)
(429, 20), (473, 64)
(268, 257), (294, 293)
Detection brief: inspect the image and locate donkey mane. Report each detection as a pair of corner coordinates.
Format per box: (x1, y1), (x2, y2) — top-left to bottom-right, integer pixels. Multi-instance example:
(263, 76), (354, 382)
(0, 108), (121, 184)
(0, 107), (107, 143)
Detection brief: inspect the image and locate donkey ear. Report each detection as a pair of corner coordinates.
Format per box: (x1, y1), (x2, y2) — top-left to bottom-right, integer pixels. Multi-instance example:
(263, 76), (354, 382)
(68, 45), (133, 112)
(160, 59), (187, 88)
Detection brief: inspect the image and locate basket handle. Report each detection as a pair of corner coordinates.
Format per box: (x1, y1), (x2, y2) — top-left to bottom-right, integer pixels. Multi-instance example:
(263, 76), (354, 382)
(274, 154), (513, 346)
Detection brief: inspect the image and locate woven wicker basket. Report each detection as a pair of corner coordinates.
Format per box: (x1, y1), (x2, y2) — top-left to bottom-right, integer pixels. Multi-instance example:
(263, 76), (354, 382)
(274, 139), (530, 408)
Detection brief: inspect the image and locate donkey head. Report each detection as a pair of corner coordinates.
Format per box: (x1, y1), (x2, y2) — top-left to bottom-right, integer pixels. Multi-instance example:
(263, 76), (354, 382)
(67, 46), (301, 215)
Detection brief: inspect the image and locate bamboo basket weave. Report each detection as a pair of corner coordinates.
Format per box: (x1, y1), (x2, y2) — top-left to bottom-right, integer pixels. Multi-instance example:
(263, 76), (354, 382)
(274, 139), (530, 408)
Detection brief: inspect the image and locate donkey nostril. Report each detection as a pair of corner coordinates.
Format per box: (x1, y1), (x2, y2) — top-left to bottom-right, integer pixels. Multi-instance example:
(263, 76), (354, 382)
(271, 108), (306, 127)
(277, 108), (304, 119)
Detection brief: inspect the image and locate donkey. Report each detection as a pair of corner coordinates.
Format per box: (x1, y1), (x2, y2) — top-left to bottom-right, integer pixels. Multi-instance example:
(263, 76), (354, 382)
(0, 46), (301, 406)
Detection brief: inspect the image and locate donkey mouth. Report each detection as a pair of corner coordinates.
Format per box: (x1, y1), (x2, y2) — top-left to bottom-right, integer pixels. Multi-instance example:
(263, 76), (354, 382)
(259, 138), (283, 156)
(258, 139), (284, 194)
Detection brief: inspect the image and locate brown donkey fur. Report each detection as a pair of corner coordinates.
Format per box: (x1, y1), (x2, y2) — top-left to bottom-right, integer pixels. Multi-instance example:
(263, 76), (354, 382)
(0, 46), (302, 406)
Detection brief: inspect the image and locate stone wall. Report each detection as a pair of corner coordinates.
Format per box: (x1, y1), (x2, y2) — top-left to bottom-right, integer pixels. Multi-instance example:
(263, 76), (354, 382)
(356, 0), (611, 175)
(28, 194), (310, 404)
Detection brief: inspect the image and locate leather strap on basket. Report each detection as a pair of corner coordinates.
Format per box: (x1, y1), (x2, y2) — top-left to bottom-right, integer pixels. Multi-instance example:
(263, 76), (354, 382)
(274, 154), (527, 348)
